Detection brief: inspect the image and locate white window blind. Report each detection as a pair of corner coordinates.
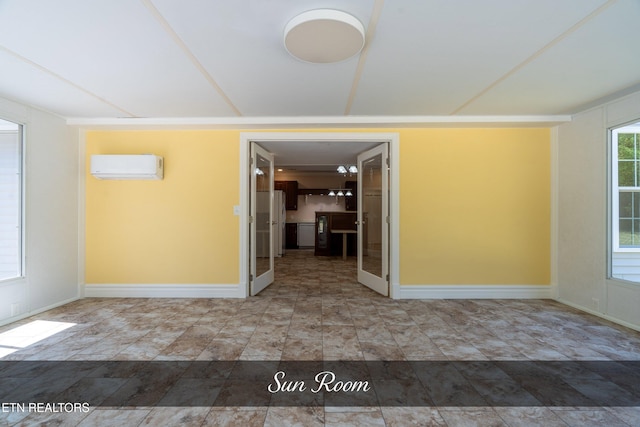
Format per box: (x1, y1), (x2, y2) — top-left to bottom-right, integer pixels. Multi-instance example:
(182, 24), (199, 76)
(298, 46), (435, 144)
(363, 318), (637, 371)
(0, 119), (21, 281)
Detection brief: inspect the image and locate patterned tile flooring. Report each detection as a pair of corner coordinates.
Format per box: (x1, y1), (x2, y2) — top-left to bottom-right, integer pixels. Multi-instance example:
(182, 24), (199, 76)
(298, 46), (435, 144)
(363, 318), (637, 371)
(0, 250), (639, 426)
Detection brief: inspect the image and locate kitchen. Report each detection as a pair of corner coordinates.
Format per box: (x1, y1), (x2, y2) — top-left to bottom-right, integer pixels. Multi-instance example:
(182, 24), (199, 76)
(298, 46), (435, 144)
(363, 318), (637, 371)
(262, 139), (380, 263)
(258, 137), (388, 296)
(274, 170), (358, 258)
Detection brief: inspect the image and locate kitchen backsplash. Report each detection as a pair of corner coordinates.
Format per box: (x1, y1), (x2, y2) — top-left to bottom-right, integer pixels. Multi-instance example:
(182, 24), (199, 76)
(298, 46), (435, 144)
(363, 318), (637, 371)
(286, 195), (347, 223)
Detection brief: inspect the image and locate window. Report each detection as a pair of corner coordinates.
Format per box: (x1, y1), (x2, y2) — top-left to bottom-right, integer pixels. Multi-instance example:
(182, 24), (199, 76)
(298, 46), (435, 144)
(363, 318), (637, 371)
(0, 118), (23, 282)
(610, 122), (640, 282)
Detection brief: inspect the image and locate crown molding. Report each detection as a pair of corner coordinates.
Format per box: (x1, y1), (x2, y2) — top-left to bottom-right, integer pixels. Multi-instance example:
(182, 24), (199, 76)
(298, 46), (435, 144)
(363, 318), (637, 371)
(66, 115), (571, 130)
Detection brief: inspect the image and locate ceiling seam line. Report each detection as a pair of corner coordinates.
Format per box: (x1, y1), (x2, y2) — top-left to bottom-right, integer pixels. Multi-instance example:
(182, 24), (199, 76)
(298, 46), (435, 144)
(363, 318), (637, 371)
(140, 0), (243, 117)
(0, 45), (137, 118)
(449, 0), (618, 115)
(344, 0), (385, 116)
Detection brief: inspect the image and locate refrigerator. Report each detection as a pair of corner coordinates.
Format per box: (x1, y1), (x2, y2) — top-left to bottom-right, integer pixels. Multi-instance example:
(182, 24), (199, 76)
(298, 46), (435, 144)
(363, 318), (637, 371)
(273, 190), (286, 257)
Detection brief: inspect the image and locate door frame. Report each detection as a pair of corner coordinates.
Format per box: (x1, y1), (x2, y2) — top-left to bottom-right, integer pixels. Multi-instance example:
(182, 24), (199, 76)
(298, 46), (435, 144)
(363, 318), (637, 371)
(239, 132), (400, 299)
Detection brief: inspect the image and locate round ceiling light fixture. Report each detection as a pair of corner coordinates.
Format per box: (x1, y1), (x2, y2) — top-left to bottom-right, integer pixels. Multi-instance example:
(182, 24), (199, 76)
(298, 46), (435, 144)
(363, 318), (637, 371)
(284, 9), (365, 63)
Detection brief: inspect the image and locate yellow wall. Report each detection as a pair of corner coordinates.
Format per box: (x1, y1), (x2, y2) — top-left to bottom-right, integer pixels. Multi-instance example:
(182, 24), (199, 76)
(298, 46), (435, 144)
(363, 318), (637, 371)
(85, 130), (239, 284)
(85, 127), (550, 286)
(400, 128), (550, 285)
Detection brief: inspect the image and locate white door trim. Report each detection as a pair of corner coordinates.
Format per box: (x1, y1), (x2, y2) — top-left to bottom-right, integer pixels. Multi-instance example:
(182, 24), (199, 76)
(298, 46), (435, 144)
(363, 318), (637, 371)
(239, 132), (400, 299)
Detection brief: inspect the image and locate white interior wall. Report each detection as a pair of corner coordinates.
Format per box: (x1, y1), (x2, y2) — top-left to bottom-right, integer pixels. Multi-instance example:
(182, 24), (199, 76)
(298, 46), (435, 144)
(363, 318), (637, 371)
(0, 97), (80, 325)
(557, 90), (640, 330)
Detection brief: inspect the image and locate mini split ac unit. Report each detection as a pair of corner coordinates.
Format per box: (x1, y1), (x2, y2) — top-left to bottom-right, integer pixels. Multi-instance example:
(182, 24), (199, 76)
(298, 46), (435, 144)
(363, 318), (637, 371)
(90, 154), (163, 180)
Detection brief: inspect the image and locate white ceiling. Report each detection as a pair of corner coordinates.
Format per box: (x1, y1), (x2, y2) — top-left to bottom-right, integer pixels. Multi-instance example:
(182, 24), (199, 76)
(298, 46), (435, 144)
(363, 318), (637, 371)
(0, 0), (639, 122)
(1, 1), (639, 169)
(259, 139), (381, 171)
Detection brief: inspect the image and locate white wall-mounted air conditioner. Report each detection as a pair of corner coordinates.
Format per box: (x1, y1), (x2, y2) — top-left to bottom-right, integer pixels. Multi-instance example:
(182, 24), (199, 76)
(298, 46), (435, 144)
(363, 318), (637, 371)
(90, 154), (163, 180)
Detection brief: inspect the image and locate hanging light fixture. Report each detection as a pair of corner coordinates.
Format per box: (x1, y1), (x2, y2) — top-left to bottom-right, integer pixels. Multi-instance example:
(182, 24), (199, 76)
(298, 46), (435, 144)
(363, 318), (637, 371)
(327, 189), (353, 197)
(337, 165), (357, 174)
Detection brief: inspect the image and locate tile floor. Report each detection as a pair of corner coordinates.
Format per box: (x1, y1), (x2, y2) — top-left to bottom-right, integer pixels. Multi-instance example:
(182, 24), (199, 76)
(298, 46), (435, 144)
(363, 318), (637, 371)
(0, 249), (639, 426)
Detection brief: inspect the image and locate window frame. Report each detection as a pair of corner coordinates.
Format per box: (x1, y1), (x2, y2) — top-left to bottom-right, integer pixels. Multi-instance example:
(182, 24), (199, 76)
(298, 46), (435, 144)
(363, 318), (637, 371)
(611, 124), (640, 253)
(0, 118), (25, 284)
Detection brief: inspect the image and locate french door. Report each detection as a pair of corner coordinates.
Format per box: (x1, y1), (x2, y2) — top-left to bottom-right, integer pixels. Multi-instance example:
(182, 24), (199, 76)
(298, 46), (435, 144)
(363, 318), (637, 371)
(250, 143), (274, 295)
(357, 143), (389, 296)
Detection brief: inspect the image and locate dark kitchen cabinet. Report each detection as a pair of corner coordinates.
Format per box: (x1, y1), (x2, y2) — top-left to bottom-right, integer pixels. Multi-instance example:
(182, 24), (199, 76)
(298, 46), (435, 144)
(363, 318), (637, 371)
(275, 180), (298, 210)
(285, 223), (298, 249)
(344, 180), (357, 211)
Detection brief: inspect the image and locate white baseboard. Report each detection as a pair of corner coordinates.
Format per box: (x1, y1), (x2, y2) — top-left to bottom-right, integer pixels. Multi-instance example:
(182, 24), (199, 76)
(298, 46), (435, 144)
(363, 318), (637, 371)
(0, 295), (81, 327)
(398, 284), (552, 299)
(84, 284), (245, 298)
(85, 283), (551, 300)
(556, 297), (640, 333)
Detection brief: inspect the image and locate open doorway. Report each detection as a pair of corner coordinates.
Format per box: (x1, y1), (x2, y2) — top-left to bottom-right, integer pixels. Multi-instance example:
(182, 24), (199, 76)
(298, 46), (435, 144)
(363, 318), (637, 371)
(265, 140), (380, 296)
(240, 132), (399, 299)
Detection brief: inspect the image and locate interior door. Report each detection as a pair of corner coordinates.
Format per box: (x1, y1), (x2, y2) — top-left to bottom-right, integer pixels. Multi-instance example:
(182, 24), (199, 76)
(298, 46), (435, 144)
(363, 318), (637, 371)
(357, 143), (389, 296)
(250, 143), (274, 295)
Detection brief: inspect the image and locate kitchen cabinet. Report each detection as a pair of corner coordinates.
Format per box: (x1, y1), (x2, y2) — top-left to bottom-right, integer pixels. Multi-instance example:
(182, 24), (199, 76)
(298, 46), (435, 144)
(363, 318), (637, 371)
(275, 180), (298, 210)
(344, 180), (357, 211)
(285, 223), (298, 249)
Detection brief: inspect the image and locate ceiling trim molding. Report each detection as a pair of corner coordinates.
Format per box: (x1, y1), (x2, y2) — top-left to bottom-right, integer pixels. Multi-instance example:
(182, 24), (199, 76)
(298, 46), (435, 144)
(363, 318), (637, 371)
(344, 0), (385, 115)
(450, 0), (617, 115)
(0, 45), (136, 118)
(140, 0), (242, 117)
(66, 115), (571, 129)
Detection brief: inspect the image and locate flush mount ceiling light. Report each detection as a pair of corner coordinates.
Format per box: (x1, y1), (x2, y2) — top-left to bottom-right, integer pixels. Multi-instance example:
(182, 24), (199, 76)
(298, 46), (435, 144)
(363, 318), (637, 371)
(284, 9), (365, 63)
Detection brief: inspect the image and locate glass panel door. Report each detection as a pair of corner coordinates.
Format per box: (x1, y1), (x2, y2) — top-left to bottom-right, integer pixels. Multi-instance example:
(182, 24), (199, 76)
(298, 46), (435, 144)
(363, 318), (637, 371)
(250, 143), (274, 295)
(357, 143), (389, 296)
